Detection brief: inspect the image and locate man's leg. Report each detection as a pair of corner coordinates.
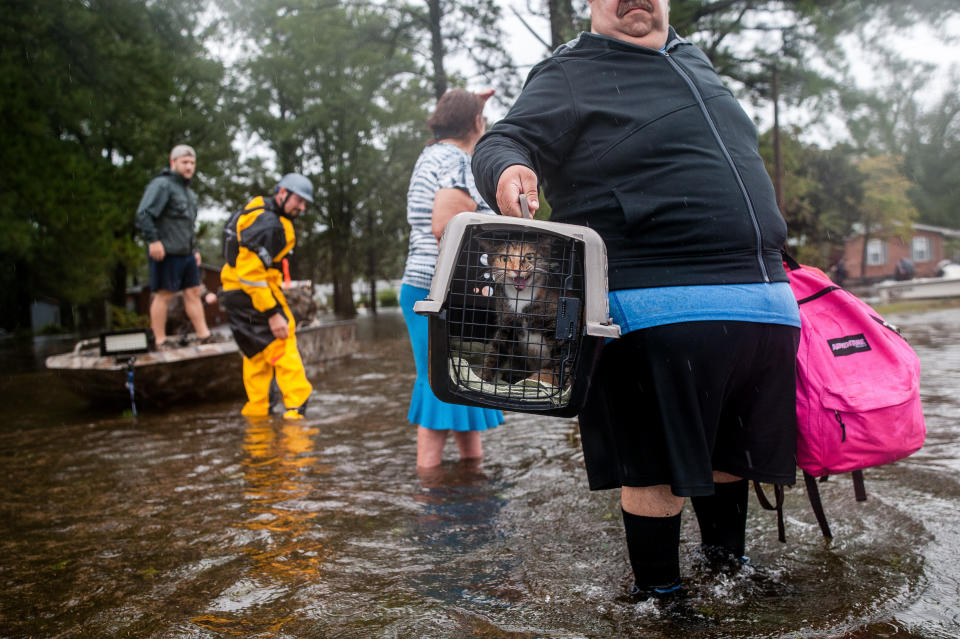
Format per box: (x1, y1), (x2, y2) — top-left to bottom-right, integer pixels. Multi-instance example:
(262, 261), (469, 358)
(150, 290), (175, 345)
(182, 286), (211, 339)
(692, 471), (749, 562)
(621, 484), (684, 595)
(241, 351), (274, 417)
(273, 331), (313, 417)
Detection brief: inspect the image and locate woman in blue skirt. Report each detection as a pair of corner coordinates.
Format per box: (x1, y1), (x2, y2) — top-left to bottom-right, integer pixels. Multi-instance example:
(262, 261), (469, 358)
(400, 88), (504, 468)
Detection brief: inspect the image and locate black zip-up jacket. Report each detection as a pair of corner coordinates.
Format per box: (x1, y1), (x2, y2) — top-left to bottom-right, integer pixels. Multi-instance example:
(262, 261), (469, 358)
(472, 30), (788, 290)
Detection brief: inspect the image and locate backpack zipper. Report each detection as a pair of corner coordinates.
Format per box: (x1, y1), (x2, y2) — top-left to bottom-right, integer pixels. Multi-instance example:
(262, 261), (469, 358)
(834, 410), (847, 442)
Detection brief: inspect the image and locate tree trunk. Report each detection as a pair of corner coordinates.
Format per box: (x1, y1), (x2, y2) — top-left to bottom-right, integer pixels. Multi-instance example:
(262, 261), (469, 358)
(111, 261), (127, 307)
(548, 0), (576, 50)
(366, 208), (378, 315)
(860, 229), (871, 281)
(427, 0), (446, 99)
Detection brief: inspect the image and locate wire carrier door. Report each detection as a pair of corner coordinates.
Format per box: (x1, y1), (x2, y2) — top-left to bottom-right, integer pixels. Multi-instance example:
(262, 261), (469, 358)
(414, 213), (620, 417)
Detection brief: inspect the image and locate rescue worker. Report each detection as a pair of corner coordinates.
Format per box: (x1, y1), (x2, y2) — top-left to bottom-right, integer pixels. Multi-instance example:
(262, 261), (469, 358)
(220, 173), (315, 419)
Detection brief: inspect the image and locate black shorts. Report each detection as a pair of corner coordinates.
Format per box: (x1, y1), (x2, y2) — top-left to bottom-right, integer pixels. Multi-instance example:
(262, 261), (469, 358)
(578, 321), (800, 497)
(149, 253), (200, 292)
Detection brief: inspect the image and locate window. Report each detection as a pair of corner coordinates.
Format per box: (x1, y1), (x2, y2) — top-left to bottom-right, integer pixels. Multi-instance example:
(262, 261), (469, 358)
(911, 236), (932, 262)
(866, 239), (888, 266)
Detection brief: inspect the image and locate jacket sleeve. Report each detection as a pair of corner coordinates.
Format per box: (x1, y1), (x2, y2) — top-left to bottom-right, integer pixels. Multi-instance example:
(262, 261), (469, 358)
(234, 215), (287, 315)
(134, 178), (168, 244)
(472, 58), (580, 213)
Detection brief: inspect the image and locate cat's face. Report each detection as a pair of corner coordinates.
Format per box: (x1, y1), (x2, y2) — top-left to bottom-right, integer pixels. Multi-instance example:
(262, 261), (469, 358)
(485, 240), (550, 293)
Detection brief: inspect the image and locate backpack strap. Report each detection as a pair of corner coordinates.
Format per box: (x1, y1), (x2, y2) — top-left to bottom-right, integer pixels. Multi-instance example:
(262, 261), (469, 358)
(803, 471), (834, 539)
(752, 481), (786, 542)
(781, 249), (801, 271)
(852, 469), (867, 502)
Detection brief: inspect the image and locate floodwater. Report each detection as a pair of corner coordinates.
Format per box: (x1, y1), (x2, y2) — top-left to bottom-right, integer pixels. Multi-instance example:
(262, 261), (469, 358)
(0, 307), (958, 638)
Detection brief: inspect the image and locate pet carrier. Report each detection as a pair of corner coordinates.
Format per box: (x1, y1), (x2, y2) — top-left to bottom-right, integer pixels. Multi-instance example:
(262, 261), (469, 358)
(414, 212), (620, 417)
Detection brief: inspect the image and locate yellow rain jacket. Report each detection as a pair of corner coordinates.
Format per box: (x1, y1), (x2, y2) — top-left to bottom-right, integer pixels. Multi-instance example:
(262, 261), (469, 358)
(220, 195), (312, 417)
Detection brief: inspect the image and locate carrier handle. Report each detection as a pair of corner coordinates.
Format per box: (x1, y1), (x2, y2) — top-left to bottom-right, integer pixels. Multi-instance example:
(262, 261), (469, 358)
(519, 194), (533, 219)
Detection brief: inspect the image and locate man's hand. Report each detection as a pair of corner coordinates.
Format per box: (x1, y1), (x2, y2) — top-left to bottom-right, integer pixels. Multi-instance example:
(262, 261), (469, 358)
(495, 165), (539, 218)
(148, 241), (165, 262)
(269, 312), (289, 340)
(194, 251), (202, 266)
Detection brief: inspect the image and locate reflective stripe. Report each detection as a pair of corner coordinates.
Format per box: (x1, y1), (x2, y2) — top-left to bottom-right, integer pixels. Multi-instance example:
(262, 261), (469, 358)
(239, 278), (269, 288)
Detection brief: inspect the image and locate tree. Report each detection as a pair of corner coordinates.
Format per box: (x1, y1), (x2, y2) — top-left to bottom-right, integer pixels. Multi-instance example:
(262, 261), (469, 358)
(226, 0), (432, 316)
(414, 0), (521, 108)
(901, 82), (960, 229)
(855, 155), (920, 279)
(0, 0), (237, 331)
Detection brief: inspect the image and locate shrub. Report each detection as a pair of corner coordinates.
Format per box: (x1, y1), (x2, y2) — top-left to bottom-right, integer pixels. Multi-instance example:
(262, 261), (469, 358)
(377, 288), (399, 307)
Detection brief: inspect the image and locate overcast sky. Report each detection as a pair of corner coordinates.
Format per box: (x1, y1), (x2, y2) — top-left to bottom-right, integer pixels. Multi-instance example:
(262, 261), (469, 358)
(489, 2), (960, 132)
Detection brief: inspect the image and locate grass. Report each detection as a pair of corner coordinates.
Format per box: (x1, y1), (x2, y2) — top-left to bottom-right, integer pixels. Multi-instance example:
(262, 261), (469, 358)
(871, 296), (960, 316)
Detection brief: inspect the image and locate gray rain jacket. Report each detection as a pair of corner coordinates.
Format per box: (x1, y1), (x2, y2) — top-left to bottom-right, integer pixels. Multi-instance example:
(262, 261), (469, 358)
(135, 168), (199, 257)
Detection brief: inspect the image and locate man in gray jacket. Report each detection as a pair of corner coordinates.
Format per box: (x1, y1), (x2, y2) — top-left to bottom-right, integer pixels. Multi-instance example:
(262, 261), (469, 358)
(135, 144), (211, 349)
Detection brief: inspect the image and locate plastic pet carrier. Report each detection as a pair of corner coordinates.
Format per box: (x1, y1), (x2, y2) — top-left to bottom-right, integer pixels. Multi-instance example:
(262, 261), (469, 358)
(414, 212), (620, 417)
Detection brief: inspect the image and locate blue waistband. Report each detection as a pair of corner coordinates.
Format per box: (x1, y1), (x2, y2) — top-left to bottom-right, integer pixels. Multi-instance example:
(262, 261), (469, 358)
(609, 282), (801, 334)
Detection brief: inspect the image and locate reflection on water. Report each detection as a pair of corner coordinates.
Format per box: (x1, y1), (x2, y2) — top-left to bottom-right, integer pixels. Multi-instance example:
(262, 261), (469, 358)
(0, 307), (958, 638)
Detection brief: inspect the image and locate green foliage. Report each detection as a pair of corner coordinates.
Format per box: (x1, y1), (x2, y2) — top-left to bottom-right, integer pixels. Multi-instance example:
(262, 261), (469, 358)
(108, 304), (149, 330)
(0, 0), (238, 331)
(225, 0), (433, 316)
(3, 0), (958, 332)
(377, 288), (399, 307)
(901, 82), (960, 229)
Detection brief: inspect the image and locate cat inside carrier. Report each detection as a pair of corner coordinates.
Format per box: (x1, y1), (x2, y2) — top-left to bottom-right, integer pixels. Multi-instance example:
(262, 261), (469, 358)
(414, 212), (620, 417)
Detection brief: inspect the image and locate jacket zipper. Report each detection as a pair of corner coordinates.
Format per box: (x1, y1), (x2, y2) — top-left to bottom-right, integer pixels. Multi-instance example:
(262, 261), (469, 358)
(662, 50), (771, 282)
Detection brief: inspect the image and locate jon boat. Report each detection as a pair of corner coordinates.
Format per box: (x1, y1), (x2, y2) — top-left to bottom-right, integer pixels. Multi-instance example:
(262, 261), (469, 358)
(45, 281), (356, 407)
(875, 263), (960, 304)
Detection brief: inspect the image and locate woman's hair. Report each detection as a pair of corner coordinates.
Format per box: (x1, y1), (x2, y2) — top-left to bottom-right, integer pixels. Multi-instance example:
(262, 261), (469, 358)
(426, 89), (484, 144)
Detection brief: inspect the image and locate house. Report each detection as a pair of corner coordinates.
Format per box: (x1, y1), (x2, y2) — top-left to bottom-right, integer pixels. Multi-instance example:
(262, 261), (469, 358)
(840, 223), (960, 283)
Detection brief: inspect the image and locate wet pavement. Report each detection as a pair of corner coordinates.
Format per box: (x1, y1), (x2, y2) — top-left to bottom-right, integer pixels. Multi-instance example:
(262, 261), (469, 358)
(0, 307), (958, 638)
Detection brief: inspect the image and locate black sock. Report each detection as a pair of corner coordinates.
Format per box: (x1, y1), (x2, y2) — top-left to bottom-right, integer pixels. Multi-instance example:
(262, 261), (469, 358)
(621, 508), (682, 589)
(691, 478), (748, 558)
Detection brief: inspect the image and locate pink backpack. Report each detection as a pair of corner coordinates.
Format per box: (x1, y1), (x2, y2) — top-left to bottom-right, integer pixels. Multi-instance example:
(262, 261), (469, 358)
(756, 254), (926, 540)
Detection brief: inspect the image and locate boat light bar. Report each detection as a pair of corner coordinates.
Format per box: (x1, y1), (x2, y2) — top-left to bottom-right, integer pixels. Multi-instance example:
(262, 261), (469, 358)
(99, 329), (153, 357)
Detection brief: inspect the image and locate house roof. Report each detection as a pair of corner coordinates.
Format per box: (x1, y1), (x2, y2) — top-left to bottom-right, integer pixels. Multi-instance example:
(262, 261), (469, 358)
(913, 223), (960, 238)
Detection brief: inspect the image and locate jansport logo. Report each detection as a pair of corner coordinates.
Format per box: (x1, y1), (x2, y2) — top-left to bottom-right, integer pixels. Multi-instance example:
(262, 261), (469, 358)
(828, 333), (871, 357)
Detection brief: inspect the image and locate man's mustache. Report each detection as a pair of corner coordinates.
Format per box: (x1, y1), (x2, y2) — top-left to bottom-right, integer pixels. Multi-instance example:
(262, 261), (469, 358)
(617, 0), (655, 18)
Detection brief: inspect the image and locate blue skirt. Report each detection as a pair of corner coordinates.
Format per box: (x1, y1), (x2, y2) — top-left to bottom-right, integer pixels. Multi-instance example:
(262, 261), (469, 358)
(400, 284), (504, 432)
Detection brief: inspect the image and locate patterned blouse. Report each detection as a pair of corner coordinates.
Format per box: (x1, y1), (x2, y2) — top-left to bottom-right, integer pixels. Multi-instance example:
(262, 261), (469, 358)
(402, 142), (494, 290)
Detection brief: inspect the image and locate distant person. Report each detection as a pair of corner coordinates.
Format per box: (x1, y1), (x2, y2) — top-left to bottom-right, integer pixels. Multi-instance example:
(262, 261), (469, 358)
(219, 174), (315, 419)
(832, 258), (848, 287)
(472, 0), (800, 600)
(400, 88), (505, 469)
(135, 144), (212, 349)
(894, 258), (915, 281)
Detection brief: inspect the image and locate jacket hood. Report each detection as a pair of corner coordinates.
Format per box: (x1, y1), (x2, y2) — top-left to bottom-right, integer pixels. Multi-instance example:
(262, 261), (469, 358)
(161, 166), (192, 186)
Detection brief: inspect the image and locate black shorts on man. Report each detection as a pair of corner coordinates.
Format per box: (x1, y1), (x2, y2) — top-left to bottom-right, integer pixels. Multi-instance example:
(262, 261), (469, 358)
(578, 320), (800, 496)
(149, 253), (201, 292)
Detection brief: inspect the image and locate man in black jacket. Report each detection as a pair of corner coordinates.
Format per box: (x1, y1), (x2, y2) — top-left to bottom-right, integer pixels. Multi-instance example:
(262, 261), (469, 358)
(473, 0), (801, 599)
(135, 144), (212, 349)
